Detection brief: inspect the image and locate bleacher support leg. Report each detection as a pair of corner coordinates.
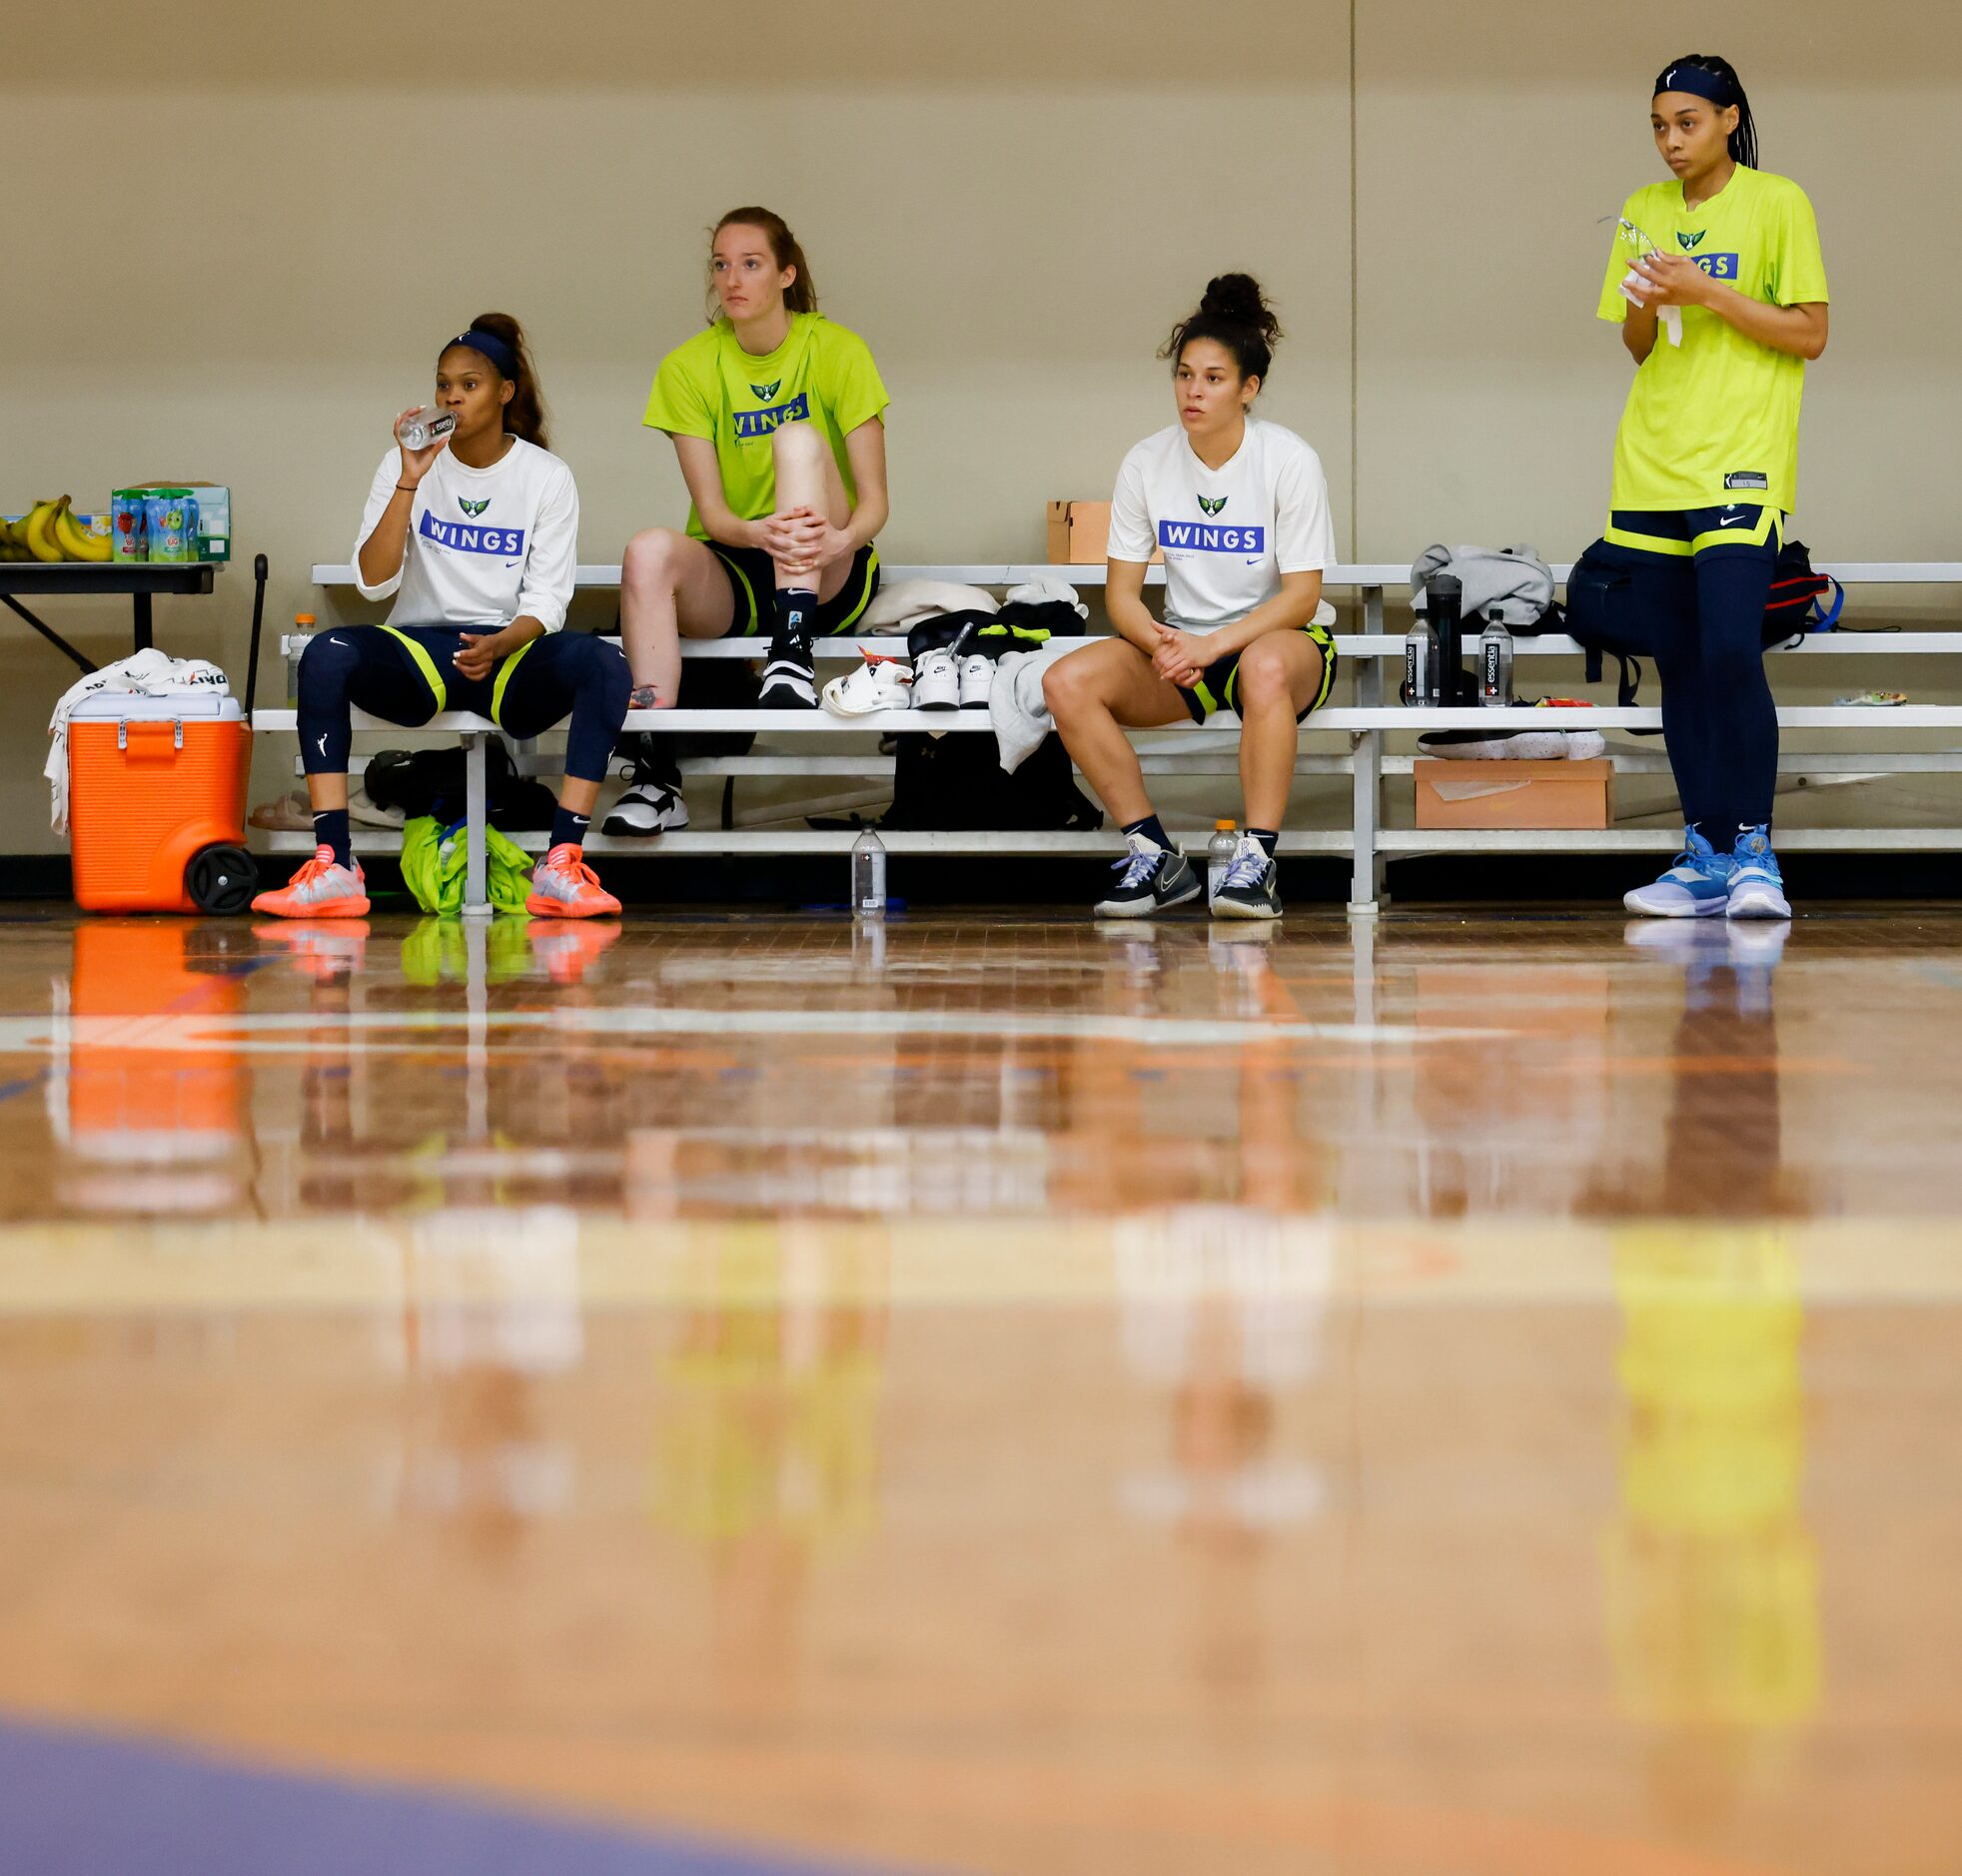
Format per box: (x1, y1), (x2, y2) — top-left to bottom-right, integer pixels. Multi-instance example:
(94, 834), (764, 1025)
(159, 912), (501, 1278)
(462, 732), (490, 919)
(1349, 582), (1389, 915)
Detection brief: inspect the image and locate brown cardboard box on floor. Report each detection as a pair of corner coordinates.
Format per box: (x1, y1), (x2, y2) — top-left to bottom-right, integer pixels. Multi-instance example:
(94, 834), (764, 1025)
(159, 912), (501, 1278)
(1045, 499), (1159, 565)
(1414, 758), (1612, 830)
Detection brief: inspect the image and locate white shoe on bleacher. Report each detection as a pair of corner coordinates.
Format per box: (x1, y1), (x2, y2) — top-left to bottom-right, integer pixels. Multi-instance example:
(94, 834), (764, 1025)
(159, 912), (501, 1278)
(912, 647), (960, 711)
(959, 653), (994, 709)
(822, 653), (914, 717)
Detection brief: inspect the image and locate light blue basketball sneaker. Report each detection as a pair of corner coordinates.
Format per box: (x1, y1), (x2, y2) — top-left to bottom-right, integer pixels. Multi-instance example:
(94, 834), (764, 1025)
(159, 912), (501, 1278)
(1726, 824), (1792, 920)
(1623, 825), (1733, 918)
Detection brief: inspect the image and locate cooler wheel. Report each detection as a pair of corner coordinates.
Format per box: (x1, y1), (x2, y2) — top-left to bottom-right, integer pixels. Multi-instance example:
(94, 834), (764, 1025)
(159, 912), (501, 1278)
(186, 844), (258, 916)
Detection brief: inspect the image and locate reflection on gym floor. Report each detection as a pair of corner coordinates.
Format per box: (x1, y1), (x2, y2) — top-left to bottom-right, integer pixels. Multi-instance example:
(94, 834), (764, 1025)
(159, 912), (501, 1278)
(0, 908), (1957, 1875)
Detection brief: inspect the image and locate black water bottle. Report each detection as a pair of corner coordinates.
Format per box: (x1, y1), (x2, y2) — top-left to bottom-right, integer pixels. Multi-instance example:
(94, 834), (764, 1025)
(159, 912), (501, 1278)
(1426, 572), (1465, 704)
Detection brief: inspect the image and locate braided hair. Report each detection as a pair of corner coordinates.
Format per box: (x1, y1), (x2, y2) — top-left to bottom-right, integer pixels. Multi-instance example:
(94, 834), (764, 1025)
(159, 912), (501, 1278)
(1656, 53), (1759, 169)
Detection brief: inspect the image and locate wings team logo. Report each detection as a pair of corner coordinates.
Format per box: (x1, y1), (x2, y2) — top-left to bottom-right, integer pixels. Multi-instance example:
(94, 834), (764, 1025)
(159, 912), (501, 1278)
(1158, 519), (1266, 554)
(1675, 230), (1707, 250)
(732, 391), (811, 440)
(419, 510), (526, 557)
(457, 497), (490, 517)
(1197, 495), (1228, 516)
(749, 382), (782, 403)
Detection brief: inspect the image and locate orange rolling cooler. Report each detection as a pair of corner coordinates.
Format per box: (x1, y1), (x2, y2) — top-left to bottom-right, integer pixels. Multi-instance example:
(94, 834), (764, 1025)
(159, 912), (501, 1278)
(65, 553), (268, 915)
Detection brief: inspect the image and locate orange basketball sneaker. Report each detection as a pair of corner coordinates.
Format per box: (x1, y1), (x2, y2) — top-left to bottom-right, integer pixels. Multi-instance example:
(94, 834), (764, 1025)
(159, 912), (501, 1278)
(251, 846), (371, 919)
(526, 844), (621, 918)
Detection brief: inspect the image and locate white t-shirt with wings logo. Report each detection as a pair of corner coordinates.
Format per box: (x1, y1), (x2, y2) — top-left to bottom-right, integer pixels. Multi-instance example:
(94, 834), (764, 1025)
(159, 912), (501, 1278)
(1108, 418), (1336, 631)
(354, 436), (579, 633)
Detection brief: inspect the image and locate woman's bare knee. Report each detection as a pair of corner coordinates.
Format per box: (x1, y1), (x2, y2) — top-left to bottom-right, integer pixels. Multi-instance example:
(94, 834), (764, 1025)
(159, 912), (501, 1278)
(1044, 656), (1098, 719)
(623, 526), (687, 587)
(770, 421), (826, 474)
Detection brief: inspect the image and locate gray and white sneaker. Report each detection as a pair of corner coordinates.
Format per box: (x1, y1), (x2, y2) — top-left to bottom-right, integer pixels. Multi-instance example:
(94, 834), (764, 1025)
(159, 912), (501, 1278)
(958, 652), (994, 709)
(602, 774), (688, 837)
(1092, 832), (1202, 919)
(913, 646), (960, 711)
(1210, 833), (1282, 920)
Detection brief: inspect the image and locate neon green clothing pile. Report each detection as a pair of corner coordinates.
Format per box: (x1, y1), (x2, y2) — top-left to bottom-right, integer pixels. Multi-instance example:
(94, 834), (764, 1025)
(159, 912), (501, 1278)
(400, 816), (535, 916)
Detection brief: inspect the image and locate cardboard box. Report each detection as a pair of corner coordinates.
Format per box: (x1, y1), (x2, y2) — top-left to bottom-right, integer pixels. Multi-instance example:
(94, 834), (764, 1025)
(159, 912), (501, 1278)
(116, 482), (232, 562)
(1414, 758), (1612, 830)
(1045, 498), (1159, 566)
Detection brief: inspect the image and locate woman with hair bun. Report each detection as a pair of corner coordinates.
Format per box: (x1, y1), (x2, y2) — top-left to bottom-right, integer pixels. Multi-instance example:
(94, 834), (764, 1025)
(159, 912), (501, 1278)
(255, 313), (630, 921)
(1044, 274), (1338, 922)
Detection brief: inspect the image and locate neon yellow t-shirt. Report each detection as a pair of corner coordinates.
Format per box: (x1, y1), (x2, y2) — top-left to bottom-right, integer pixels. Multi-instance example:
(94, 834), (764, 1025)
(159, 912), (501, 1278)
(1597, 166), (1828, 512)
(642, 312), (890, 537)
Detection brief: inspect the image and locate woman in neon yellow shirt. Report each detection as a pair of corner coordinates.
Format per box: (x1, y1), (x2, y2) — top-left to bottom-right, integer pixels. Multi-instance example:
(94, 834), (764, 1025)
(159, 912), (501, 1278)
(1600, 55), (1828, 922)
(616, 210), (890, 816)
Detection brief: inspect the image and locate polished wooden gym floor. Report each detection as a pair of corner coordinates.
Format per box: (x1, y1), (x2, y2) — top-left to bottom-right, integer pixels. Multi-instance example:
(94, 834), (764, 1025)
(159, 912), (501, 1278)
(0, 903), (1957, 1875)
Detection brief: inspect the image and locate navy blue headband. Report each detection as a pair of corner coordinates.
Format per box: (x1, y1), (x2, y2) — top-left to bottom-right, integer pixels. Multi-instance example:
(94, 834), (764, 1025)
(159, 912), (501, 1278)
(1653, 63), (1735, 109)
(442, 328), (519, 380)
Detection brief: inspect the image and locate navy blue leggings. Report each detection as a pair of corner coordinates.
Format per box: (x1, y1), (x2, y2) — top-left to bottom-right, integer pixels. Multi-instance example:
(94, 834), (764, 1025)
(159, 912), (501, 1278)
(1611, 507), (1781, 847)
(297, 625), (630, 782)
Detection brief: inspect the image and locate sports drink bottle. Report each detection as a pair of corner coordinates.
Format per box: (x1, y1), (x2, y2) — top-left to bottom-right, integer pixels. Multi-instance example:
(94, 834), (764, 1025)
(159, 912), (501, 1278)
(1207, 820), (1238, 903)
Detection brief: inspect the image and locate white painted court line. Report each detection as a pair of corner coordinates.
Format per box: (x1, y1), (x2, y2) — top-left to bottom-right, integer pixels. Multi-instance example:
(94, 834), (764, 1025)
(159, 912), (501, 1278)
(0, 1009), (1515, 1055)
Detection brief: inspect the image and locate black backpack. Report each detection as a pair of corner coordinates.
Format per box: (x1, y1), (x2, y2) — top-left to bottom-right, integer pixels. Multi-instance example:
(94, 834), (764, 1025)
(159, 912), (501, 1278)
(365, 741), (557, 830)
(881, 730), (1100, 832)
(1534, 534), (1842, 708)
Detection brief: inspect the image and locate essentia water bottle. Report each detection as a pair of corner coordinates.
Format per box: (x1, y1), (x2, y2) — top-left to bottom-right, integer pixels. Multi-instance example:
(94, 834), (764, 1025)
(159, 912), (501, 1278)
(851, 829), (887, 915)
(397, 408), (458, 452)
(1207, 820), (1238, 903)
(1478, 614), (1514, 706)
(1405, 617), (1440, 705)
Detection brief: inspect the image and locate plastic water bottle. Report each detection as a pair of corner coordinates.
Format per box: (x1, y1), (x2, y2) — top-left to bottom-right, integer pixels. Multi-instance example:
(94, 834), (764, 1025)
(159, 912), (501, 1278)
(286, 613), (317, 704)
(851, 829), (887, 915)
(1478, 615), (1514, 706)
(1207, 820), (1238, 903)
(397, 408), (458, 452)
(1405, 618), (1439, 705)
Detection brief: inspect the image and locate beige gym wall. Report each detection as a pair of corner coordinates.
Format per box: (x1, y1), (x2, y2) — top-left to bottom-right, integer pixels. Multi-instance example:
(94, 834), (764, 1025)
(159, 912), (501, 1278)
(1, 2), (1956, 855)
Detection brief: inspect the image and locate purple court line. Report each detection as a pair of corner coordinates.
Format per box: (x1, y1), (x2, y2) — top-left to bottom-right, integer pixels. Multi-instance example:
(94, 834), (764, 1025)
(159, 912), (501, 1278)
(0, 1715), (937, 1876)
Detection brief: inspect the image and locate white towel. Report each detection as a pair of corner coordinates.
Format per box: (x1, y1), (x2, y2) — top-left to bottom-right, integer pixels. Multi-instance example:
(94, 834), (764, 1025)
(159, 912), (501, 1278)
(860, 578), (999, 633)
(1004, 576), (1089, 619)
(44, 648), (230, 831)
(988, 649), (1061, 773)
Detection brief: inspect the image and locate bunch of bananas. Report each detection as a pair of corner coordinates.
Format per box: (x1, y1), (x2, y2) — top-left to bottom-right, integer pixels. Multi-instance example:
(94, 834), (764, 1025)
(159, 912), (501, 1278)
(0, 496), (112, 564)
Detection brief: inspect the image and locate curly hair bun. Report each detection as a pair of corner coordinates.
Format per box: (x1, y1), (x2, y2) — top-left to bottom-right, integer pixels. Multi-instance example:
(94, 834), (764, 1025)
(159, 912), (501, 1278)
(1199, 274), (1281, 344)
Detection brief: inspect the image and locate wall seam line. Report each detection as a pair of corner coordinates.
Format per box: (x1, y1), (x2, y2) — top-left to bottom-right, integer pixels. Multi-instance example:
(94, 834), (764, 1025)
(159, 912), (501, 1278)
(1348, 0), (1360, 564)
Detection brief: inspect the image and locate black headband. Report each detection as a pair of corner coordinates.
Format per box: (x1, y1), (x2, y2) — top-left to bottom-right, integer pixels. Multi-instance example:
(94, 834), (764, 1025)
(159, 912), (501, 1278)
(442, 328), (519, 380)
(1653, 63), (1736, 109)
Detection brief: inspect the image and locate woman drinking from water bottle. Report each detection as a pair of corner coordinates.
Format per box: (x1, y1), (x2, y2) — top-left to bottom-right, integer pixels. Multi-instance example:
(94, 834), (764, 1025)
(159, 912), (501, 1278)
(1601, 55), (1828, 922)
(254, 314), (631, 921)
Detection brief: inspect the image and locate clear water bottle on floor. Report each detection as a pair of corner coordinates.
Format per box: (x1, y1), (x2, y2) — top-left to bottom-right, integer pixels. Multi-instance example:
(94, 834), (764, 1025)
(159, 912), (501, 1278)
(1207, 820), (1238, 903)
(1478, 615), (1514, 706)
(1405, 618), (1439, 705)
(851, 828), (887, 915)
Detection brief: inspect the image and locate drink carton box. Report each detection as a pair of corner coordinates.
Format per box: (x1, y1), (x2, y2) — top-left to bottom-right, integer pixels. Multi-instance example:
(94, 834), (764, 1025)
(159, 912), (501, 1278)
(116, 483), (232, 562)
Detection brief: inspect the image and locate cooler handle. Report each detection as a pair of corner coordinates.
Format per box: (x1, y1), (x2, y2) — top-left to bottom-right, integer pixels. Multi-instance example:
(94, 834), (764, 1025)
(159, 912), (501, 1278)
(118, 718), (184, 752)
